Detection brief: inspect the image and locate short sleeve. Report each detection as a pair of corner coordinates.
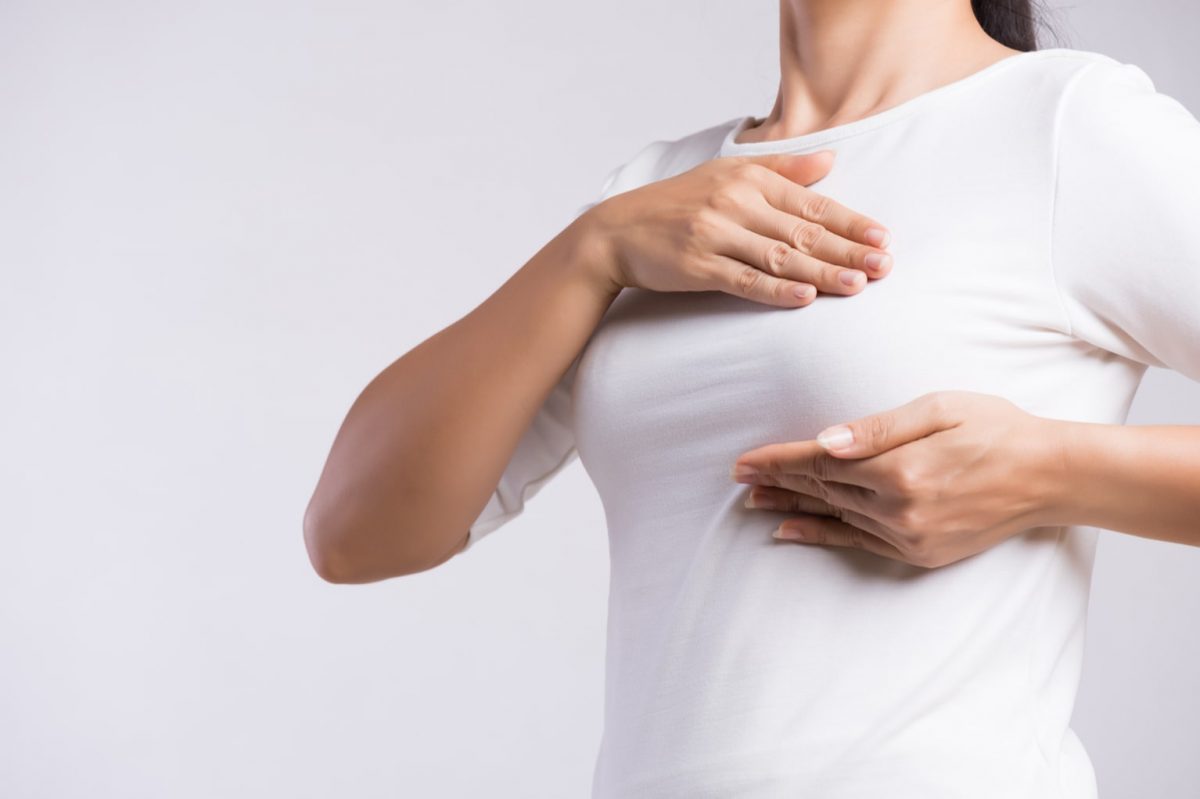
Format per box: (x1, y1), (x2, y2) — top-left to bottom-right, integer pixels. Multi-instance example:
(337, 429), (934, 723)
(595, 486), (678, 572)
(1050, 58), (1200, 381)
(458, 159), (629, 552)
(462, 353), (583, 551)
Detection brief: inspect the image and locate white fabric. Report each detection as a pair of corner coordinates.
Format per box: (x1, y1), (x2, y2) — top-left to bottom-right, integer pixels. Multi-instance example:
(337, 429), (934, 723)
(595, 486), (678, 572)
(464, 47), (1200, 797)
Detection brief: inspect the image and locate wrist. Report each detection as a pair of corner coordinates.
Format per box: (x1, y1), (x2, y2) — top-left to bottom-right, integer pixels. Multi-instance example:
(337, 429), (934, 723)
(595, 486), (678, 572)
(561, 204), (625, 302)
(1028, 415), (1091, 528)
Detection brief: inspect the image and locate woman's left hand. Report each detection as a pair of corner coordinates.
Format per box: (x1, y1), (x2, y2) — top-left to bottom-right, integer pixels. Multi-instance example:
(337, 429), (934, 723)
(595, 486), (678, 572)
(731, 390), (1065, 568)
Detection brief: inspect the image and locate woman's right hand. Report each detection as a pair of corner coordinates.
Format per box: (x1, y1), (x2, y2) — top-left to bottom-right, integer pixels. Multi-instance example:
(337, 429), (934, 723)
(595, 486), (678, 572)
(584, 152), (893, 307)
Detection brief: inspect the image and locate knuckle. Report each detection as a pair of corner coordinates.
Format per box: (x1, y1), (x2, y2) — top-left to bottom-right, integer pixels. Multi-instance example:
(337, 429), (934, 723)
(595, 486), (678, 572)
(726, 161), (761, 185)
(848, 526), (869, 551)
(772, 278), (793, 302)
(735, 263), (763, 296)
(801, 192), (832, 222)
(706, 186), (741, 214)
(792, 221), (826, 254)
(809, 453), (832, 482)
(686, 254), (719, 283)
(817, 263), (843, 288)
(808, 476), (831, 501)
(892, 464), (923, 495)
(787, 222), (808, 251)
(894, 502), (927, 534)
(764, 241), (793, 275)
(923, 391), (951, 419)
(684, 208), (720, 242)
(866, 414), (893, 448)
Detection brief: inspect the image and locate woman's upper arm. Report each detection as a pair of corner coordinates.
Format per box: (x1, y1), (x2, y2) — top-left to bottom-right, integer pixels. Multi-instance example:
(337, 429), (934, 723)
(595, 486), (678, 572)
(1050, 57), (1200, 382)
(456, 139), (671, 553)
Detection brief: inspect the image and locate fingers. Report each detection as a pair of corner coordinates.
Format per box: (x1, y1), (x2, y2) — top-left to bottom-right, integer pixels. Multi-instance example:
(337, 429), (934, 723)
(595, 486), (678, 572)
(742, 484), (916, 563)
(816, 392), (960, 458)
(746, 483), (838, 515)
(773, 514), (912, 564)
(745, 480), (877, 519)
(714, 218), (873, 296)
(743, 151), (836, 188)
(756, 164), (891, 249)
(704, 252), (819, 308)
(679, 157), (894, 308)
(732, 438), (882, 490)
(748, 201), (893, 281)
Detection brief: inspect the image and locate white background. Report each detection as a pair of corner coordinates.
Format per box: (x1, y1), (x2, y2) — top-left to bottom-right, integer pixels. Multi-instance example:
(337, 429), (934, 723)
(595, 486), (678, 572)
(2, 1), (1198, 796)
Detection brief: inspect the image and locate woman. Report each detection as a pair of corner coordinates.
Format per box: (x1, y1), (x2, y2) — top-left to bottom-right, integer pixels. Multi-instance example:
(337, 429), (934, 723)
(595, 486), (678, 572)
(304, 1), (1200, 795)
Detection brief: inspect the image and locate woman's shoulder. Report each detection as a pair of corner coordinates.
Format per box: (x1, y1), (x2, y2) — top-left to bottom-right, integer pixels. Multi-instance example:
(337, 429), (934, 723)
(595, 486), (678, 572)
(1046, 47), (1198, 159)
(1045, 48), (1200, 382)
(1034, 47), (1188, 124)
(1023, 46), (1143, 83)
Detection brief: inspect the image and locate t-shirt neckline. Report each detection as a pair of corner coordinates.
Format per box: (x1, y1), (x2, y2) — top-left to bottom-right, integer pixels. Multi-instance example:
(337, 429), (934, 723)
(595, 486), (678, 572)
(718, 47), (1081, 157)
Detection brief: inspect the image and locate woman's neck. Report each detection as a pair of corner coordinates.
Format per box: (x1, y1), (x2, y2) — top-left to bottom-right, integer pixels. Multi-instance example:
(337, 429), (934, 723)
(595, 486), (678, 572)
(740, 0), (1021, 143)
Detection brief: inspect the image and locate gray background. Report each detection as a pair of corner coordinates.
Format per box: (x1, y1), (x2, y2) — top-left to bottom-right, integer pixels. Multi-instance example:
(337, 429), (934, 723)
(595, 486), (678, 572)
(2, 1), (1197, 796)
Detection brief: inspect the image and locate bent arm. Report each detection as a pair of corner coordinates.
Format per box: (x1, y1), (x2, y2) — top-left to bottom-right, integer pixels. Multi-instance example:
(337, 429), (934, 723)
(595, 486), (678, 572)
(1037, 59), (1200, 545)
(303, 215), (620, 583)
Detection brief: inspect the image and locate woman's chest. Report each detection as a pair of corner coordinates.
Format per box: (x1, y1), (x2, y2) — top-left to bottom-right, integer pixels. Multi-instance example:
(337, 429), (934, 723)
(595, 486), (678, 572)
(569, 232), (1069, 503)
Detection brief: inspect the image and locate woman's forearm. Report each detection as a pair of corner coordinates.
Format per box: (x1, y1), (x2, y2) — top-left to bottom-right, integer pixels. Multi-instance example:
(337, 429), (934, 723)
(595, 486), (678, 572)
(303, 214), (621, 583)
(1043, 420), (1200, 545)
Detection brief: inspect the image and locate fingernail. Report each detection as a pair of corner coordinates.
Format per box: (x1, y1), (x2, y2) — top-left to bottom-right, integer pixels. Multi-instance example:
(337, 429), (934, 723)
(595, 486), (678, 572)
(793, 284), (815, 301)
(773, 524), (806, 541)
(838, 270), (862, 287)
(816, 425), (854, 451)
(863, 252), (890, 271)
(864, 227), (890, 248)
(744, 489), (777, 510)
(732, 463), (759, 481)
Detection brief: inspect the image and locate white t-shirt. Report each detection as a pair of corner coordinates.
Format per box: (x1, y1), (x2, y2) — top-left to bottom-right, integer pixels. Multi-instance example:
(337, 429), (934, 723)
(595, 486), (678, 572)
(463, 47), (1200, 798)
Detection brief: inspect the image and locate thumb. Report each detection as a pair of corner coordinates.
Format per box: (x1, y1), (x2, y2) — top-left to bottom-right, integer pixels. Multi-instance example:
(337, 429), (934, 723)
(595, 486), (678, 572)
(815, 393), (952, 458)
(751, 149), (836, 187)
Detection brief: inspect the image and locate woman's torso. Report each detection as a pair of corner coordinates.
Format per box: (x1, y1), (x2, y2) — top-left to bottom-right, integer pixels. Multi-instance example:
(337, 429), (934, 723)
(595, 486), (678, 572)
(572, 49), (1141, 798)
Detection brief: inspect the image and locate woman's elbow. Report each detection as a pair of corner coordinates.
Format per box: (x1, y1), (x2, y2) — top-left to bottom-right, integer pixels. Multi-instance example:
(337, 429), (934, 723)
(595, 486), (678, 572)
(301, 499), (448, 583)
(303, 494), (392, 583)
(303, 505), (359, 584)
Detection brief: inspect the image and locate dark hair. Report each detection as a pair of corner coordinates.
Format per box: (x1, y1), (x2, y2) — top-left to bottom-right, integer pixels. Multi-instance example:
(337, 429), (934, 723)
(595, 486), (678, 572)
(971, 0), (1049, 52)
